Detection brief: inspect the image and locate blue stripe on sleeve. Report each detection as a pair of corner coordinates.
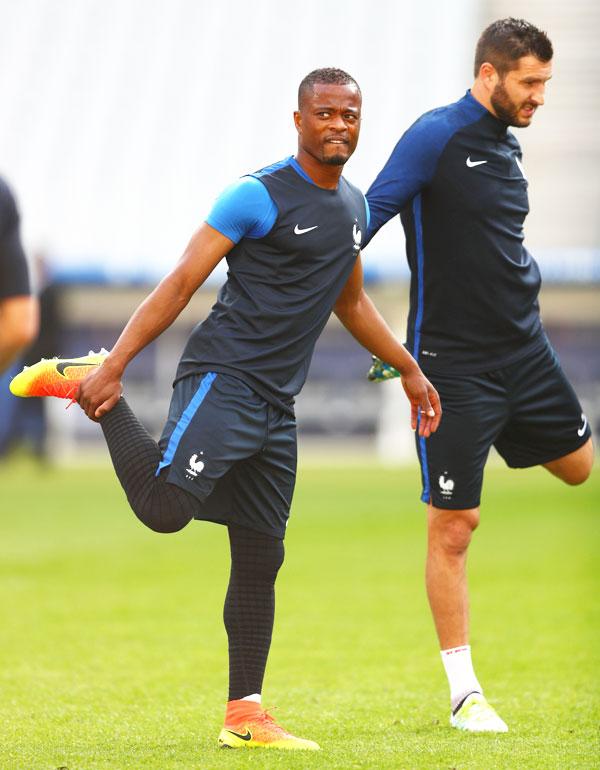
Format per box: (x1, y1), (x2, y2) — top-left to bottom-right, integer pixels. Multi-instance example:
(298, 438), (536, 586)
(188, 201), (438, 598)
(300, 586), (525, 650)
(413, 193), (430, 504)
(412, 193), (425, 362)
(155, 372), (217, 475)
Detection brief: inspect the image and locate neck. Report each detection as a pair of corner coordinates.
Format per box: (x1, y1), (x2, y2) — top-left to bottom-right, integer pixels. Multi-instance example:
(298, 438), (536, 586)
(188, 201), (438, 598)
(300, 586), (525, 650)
(470, 80), (496, 117)
(295, 148), (343, 189)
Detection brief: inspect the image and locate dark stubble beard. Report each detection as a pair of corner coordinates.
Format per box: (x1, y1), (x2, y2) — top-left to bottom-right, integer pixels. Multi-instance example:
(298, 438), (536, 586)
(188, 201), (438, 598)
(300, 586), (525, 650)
(322, 152), (348, 166)
(321, 148), (352, 166)
(490, 80), (531, 127)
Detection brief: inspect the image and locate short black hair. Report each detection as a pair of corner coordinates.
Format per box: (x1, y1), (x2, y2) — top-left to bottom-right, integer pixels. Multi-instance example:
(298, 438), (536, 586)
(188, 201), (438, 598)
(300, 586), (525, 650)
(474, 18), (553, 77)
(298, 68), (361, 109)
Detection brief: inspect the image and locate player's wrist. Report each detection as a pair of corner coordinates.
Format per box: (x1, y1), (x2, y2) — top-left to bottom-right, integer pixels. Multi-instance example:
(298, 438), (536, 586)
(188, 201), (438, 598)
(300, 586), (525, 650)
(102, 352), (127, 378)
(395, 358), (421, 378)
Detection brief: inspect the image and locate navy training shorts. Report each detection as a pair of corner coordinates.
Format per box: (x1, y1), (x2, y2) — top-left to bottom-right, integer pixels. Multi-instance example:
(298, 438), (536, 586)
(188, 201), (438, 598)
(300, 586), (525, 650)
(157, 372), (297, 539)
(416, 341), (592, 510)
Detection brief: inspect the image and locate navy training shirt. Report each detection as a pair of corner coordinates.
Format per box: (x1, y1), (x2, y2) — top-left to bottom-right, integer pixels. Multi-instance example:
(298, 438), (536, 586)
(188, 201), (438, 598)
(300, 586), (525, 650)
(365, 91), (545, 374)
(0, 177), (30, 300)
(176, 156), (368, 412)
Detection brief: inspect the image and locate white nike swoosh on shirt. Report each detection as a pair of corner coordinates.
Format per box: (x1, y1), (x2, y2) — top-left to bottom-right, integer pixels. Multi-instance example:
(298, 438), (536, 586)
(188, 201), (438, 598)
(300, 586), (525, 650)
(577, 416), (588, 437)
(466, 156), (487, 167)
(294, 224), (318, 235)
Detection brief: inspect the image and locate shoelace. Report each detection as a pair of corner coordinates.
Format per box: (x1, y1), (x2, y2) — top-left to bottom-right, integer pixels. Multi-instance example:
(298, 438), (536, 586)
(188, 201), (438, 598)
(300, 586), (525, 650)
(464, 700), (495, 723)
(252, 707), (289, 736)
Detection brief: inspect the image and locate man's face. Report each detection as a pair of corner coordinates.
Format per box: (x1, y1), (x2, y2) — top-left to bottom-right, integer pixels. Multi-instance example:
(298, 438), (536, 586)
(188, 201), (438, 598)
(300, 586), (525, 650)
(490, 55), (553, 127)
(294, 83), (361, 166)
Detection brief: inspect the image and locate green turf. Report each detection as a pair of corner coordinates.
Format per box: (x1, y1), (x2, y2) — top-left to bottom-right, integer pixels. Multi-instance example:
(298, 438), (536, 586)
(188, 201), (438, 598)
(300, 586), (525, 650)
(0, 457), (598, 769)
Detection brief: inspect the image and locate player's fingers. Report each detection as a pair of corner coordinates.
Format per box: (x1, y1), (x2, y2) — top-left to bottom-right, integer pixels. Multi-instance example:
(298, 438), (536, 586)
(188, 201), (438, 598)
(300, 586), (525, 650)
(419, 391), (435, 418)
(418, 413), (432, 438)
(428, 385), (442, 416)
(95, 394), (119, 420)
(410, 401), (418, 431)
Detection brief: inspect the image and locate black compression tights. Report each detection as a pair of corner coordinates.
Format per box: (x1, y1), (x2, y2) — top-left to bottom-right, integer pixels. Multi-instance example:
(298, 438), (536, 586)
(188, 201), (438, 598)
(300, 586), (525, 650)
(100, 398), (197, 533)
(100, 398), (284, 699)
(225, 525), (285, 700)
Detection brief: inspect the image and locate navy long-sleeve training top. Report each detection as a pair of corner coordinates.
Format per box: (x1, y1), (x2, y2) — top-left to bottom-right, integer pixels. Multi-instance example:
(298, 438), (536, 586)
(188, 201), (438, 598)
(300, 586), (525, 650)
(365, 91), (545, 375)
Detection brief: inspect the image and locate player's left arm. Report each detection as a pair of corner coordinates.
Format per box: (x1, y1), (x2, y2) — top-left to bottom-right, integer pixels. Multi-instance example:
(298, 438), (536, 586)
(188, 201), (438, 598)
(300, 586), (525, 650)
(334, 253), (441, 437)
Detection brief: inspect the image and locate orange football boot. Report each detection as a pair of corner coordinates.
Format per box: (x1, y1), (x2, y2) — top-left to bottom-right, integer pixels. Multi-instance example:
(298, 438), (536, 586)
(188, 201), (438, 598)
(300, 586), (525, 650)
(218, 699), (320, 750)
(9, 349), (108, 401)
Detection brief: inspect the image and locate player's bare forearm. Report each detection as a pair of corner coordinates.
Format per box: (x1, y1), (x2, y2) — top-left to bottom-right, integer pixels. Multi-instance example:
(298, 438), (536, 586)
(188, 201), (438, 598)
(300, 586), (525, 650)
(78, 223), (234, 420)
(334, 255), (441, 436)
(335, 288), (417, 375)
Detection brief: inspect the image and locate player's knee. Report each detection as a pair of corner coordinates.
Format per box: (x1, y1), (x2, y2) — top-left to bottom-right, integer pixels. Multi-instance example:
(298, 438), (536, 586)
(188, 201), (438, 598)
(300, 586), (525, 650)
(430, 509), (479, 555)
(549, 439), (594, 486)
(130, 485), (194, 534)
(560, 462), (592, 486)
(135, 508), (191, 534)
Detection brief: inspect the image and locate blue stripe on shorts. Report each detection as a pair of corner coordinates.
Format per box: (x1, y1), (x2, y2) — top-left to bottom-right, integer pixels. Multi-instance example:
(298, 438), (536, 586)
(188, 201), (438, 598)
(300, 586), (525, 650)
(155, 372), (217, 476)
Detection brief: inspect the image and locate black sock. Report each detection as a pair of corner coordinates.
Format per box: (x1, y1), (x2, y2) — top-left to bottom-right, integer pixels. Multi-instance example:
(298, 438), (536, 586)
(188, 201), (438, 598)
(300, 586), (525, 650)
(100, 398), (199, 533)
(224, 524), (284, 701)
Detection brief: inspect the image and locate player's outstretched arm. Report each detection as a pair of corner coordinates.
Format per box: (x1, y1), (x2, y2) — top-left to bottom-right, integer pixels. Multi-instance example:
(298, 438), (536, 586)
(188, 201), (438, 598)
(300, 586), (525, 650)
(334, 253), (441, 437)
(78, 224), (235, 421)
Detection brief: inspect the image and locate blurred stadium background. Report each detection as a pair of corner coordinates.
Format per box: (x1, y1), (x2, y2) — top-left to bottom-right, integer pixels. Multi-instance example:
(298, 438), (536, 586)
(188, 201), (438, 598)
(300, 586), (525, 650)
(0, 0), (598, 463)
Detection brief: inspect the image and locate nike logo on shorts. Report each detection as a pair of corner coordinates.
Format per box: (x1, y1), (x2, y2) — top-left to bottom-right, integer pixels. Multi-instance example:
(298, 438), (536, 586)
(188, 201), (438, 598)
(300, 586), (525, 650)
(577, 414), (588, 437)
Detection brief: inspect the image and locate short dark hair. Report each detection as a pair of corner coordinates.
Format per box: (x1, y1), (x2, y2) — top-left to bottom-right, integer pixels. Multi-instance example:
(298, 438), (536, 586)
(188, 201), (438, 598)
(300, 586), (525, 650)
(298, 68), (361, 109)
(474, 18), (553, 77)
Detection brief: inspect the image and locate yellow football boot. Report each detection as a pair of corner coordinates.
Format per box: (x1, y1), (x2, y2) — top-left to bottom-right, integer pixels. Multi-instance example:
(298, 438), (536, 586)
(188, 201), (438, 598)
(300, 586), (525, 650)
(218, 699), (320, 750)
(9, 349), (108, 400)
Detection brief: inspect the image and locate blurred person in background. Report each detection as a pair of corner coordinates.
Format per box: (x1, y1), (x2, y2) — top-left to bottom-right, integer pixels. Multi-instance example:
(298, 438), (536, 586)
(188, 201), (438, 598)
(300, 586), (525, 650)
(0, 176), (38, 458)
(11, 68), (440, 751)
(0, 253), (61, 460)
(0, 177), (37, 374)
(364, 18), (593, 733)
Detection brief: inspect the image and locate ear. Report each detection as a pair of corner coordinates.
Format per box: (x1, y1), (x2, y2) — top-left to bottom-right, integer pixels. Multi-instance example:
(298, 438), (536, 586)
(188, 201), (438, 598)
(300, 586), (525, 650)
(293, 110), (302, 134)
(478, 61), (499, 91)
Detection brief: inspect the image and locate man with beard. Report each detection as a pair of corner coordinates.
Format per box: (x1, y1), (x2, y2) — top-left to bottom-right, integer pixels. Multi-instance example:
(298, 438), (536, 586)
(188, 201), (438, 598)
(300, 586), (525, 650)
(11, 68), (440, 751)
(364, 19), (593, 732)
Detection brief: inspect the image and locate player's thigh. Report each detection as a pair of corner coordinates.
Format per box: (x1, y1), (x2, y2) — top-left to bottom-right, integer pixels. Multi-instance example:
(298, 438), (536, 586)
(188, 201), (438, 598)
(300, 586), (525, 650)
(417, 372), (508, 510)
(157, 372), (268, 501)
(231, 405), (297, 539)
(495, 343), (592, 473)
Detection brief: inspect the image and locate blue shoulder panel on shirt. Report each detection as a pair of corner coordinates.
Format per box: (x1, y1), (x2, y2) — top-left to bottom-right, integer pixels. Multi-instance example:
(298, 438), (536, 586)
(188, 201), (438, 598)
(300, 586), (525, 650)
(207, 156), (321, 243)
(206, 176), (278, 242)
(364, 91), (486, 245)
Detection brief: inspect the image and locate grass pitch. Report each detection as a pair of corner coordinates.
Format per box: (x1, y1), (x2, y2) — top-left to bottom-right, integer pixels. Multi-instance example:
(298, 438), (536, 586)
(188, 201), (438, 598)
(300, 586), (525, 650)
(0, 456), (598, 769)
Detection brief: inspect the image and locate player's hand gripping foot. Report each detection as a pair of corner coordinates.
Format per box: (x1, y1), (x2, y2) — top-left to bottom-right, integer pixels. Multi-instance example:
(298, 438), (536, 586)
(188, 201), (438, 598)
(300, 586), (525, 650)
(367, 355), (401, 382)
(218, 699), (320, 750)
(450, 692), (508, 733)
(9, 350), (108, 401)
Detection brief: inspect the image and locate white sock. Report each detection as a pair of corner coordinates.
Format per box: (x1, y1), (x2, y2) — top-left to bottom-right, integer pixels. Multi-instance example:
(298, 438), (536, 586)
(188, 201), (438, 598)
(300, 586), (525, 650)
(241, 693), (261, 704)
(440, 645), (482, 711)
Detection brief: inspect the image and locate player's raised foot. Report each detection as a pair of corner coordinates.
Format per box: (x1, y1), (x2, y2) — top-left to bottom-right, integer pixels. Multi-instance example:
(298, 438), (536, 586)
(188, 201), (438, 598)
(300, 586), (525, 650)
(9, 349), (108, 400)
(367, 355), (401, 382)
(218, 699), (320, 750)
(450, 692), (508, 733)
